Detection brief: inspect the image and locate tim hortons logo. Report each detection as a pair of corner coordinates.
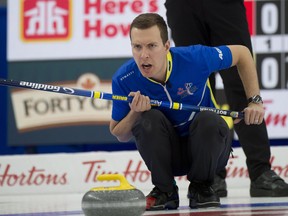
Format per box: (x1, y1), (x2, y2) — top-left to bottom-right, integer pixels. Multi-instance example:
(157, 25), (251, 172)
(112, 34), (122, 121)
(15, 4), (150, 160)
(22, 0), (71, 40)
(264, 100), (287, 127)
(82, 157), (288, 184)
(82, 159), (151, 183)
(0, 164), (67, 186)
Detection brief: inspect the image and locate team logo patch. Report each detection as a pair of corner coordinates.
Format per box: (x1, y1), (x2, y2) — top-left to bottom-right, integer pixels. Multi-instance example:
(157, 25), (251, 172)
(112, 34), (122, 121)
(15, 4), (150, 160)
(177, 83), (197, 98)
(22, 0), (71, 41)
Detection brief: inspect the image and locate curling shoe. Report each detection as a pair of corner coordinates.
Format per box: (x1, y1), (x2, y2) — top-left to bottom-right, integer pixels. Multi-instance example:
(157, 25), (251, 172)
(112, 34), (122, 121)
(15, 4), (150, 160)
(188, 181), (220, 209)
(250, 170), (288, 197)
(146, 185), (179, 210)
(212, 175), (228, 197)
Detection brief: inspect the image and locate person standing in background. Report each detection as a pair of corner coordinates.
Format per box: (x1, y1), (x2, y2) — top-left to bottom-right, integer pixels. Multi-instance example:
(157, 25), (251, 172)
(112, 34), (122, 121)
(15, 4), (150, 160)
(164, 0), (288, 197)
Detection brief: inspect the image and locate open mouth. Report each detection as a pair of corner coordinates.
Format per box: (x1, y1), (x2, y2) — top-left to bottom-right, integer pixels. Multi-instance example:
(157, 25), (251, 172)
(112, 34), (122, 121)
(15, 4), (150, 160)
(142, 63), (152, 70)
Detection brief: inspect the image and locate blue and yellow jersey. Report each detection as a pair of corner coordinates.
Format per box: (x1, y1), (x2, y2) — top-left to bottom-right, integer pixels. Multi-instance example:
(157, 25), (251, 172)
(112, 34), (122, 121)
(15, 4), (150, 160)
(111, 45), (232, 136)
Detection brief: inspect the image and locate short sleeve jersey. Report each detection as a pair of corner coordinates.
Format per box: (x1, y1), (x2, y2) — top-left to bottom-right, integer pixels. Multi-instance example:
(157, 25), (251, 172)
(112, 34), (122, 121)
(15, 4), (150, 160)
(111, 45), (232, 136)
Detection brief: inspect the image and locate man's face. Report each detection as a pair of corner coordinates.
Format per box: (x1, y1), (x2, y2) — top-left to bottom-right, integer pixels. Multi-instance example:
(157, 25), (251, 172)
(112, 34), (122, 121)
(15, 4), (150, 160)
(130, 25), (170, 82)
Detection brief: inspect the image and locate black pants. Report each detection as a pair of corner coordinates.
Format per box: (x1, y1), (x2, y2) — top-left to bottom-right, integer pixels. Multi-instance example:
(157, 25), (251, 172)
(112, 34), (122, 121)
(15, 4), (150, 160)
(132, 109), (231, 192)
(165, 0), (271, 181)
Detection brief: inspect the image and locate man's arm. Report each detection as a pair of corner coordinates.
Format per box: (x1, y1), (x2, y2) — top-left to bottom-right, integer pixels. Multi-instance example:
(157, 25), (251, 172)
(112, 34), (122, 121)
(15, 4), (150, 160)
(227, 45), (265, 125)
(109, 91), (151, 142)
(110, 112), (140, 142)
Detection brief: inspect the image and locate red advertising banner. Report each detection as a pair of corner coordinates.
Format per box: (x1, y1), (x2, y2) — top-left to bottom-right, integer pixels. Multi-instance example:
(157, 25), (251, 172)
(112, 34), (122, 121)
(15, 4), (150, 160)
(22, 0), (71, 41)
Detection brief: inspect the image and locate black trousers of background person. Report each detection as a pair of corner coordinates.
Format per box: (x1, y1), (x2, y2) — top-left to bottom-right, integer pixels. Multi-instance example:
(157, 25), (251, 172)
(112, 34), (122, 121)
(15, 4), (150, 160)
(132, 109), (231, 192)
(165, 0), (271, 181)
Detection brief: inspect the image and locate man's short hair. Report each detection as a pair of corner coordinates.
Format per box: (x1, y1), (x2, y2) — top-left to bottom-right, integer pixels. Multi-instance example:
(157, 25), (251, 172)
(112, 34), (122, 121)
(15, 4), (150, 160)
(130, 13), (168, 44)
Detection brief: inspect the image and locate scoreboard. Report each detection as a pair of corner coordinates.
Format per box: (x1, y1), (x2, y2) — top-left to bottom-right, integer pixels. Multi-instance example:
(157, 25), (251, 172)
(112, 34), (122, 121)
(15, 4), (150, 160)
(245, 0), (288, 90)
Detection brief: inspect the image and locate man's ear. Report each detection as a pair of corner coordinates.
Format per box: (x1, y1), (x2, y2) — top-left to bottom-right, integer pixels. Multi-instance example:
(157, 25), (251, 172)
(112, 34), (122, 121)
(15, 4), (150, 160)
(165, 40), (170, 52)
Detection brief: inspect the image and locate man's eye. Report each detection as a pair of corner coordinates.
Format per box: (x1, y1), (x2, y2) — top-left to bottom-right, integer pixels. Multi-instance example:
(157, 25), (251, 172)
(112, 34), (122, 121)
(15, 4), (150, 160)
(149, 44), (156, 48)
(133, 45), (141, 49)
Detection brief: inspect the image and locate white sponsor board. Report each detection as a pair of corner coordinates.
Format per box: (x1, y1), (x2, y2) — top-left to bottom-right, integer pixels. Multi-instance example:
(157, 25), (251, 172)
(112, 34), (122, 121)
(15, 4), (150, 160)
(216, 74), (288, 139)
(0, 146), (287, 195)
(8, 0), (167, 61)
(8, 0), (287, 60)
(262, 90), (288, 138)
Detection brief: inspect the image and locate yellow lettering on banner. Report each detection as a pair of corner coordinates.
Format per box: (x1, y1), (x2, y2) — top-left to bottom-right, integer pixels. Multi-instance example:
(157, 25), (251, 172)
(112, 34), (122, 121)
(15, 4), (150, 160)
(94, 92), (101, 99)
(172, 102), (180, 110)
(112, 95), (127, 101)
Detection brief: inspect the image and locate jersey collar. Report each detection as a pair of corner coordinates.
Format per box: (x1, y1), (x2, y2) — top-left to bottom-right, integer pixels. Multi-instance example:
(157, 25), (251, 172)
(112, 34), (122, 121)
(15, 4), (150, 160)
(146, 51), (172, 84)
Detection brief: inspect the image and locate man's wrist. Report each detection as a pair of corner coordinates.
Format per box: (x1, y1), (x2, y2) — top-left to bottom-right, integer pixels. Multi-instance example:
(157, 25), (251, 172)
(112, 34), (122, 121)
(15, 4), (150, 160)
(248, 95), (263, 104)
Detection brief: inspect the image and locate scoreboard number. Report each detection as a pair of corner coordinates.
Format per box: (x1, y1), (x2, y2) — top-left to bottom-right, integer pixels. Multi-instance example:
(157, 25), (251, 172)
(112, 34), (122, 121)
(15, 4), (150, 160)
(261, 3), (279, 34)
(255, 0), (286, 89)
(261, 57), (279, 88)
